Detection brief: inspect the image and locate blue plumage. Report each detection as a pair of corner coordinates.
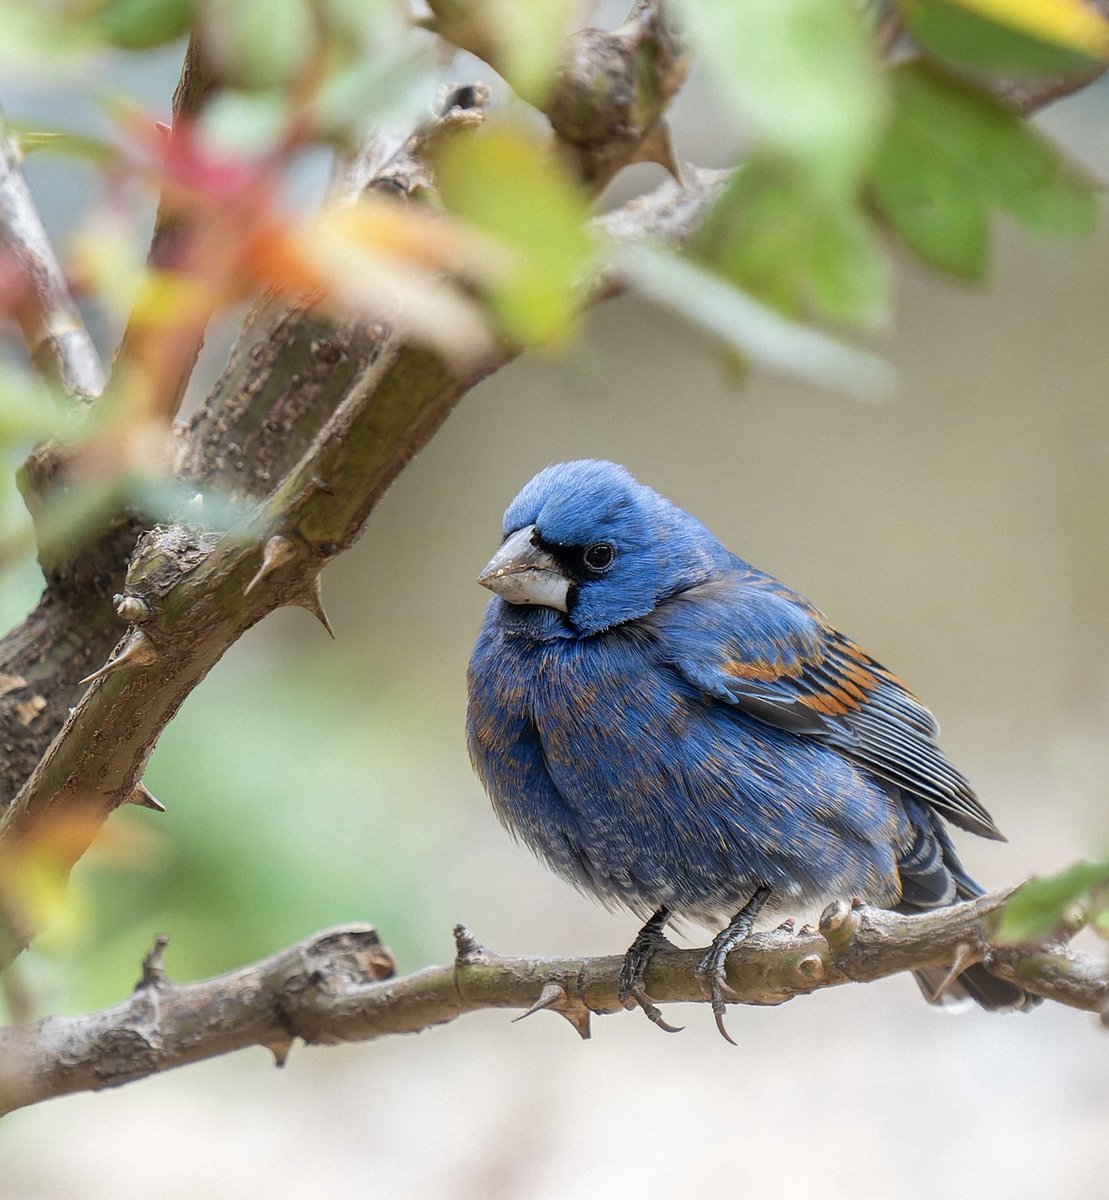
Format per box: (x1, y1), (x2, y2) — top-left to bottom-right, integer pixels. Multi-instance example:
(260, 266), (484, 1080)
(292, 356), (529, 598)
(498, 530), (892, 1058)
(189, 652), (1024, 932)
(467, 460), (1034, 1019)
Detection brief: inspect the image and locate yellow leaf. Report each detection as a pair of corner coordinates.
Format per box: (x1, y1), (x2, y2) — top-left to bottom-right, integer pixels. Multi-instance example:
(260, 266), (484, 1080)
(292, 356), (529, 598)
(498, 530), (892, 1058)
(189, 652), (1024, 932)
(287, 197), (499, 366)
(434, 122), (596, 346)
(939, 0), (1109, 57)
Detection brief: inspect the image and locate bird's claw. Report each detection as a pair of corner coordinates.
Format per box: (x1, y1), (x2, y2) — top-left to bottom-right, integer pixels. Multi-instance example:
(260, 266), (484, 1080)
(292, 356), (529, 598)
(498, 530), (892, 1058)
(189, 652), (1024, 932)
(618, 907), (683, 1033)
(694, 885), (773, 1044)
(713, 1004), (738, 1047)
(626, 985), (684, 1034)
(695, 945), (740, 1044)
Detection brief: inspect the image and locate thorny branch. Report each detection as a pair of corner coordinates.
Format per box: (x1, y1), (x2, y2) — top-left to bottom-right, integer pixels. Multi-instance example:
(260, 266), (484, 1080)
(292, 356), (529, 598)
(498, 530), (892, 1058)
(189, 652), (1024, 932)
(0, 892), (1104, 1115)
(0, 0), (1107, 1099)
(0, 2), (696, 964)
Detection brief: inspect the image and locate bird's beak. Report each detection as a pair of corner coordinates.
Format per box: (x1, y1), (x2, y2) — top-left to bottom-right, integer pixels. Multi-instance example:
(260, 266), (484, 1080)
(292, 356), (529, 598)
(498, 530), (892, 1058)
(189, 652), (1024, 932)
(478, 524), (571, 612)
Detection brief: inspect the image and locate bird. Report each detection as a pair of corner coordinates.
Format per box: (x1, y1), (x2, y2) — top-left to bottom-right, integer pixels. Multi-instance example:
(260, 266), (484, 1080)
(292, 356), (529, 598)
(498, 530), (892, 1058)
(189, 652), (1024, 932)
(466, 459), (1036, 1038)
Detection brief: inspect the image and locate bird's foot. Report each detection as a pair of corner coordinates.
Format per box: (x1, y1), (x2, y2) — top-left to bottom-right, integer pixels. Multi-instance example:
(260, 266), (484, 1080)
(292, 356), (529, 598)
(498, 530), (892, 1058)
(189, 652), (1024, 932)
(695, 885), (773, 1045)
(618, 908), (683, 1034)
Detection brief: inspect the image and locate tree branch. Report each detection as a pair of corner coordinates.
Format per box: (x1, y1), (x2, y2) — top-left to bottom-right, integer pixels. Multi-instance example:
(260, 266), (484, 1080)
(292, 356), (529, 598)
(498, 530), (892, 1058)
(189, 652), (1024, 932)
(111, 32), (217, 424)
(0, 892), (1103, 1115)
(2, 4), (1107, 966)
(0, 15), (700, 962)
(0, 115), (105, 399)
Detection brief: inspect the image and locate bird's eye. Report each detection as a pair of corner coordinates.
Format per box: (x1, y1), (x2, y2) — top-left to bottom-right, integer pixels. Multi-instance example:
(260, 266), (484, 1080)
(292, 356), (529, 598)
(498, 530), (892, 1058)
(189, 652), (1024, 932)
(582, 542), (615, 575)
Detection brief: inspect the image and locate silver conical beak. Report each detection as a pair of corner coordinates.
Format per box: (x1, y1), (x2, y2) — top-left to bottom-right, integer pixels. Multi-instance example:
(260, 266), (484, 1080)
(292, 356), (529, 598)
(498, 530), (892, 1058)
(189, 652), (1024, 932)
(478, 524), (571, 612)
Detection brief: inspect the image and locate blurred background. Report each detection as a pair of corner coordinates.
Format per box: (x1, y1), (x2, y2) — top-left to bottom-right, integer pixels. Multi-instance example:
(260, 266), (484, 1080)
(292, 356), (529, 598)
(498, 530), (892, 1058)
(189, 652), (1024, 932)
(1, 14), (1108, 1200)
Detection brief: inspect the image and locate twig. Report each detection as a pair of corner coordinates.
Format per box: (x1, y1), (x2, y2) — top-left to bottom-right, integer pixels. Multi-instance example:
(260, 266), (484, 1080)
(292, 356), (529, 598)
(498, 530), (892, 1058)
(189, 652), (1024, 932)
(0, 893), (1102, 1115)
(111, 32), (217, 423)
(0, 114), (104, 399)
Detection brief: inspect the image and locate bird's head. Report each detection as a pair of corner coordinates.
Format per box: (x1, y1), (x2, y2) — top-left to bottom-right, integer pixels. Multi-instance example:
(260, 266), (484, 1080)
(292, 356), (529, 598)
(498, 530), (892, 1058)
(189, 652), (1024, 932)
(478, 460), (724, 636)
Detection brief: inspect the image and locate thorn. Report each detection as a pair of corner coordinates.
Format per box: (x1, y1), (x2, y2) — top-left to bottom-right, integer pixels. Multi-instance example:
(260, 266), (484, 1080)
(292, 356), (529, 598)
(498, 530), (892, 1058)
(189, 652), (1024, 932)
(267, 1040), (293, 1068)
(631, 120), (683, 182)
(512, 982), (567, 1023)
(510, 981), (594, 1039)
(930, 943), (976, 1004)
(125, 784), (166, 813)
(114, 594), (151, 623)
(558, 1005), (592, 1041)
(294, 574), (335, 638)
(137, 933), (170, 990)
(155, 120), (172, 138)
(244, 534), (297, 596)
(453, 923), (487, 965)
(79, 629), (158, 687)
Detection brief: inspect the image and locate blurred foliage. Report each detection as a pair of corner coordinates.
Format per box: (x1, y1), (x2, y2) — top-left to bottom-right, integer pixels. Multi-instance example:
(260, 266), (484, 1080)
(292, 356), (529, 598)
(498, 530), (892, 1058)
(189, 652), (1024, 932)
(8, 653), (459, 1015)
(899, 0), (1109, 74)
(872, 63), (1099, 278)
(694, 154), (891, 325)
(999, 859), (1109, 942)
(614, 241), (894, 399)
(679, 0), (887, 200)
(0, 0), (1107, 1013)
(434, 122), (597, 346)
(425, 0), (578, 105)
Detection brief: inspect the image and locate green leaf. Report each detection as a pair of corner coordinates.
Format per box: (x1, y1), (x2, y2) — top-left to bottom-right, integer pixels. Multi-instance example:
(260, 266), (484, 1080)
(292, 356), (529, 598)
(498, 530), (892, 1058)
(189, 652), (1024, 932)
(95, 0), (194, 49)
(0, 366), (63, 446)
(0, 5), (91, 76)
(9, 125), (121, 167)
(897, 67), (1100, 234)
(1093, 905), (1109, 938)
(198, 0), (317, 89)
(872, 117), (990, 278)
(493, 0), (578, 107)
(313, 53), (430, 141)
(613, 241), (894, 400)
(998, 859), (1109, 942)
(426, 0), (574, 105)
(697, 157), (890, 324)
(872, 65), (1099, 278)
(678, 0), (886, 198)
(200, 90), (289, 157)
(434, 124), (596, 346)
(902, 0), (1109, 75)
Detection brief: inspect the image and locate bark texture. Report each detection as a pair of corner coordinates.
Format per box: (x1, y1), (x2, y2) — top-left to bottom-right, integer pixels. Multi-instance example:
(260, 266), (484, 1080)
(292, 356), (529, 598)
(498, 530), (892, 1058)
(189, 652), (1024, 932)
(0, 893), (1103, 1115)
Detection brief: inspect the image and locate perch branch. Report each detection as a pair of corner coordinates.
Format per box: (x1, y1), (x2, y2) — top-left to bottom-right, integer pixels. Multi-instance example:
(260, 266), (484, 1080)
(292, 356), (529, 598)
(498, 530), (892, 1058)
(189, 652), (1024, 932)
(2, 9), (1106, 955)
(0, 892), (1103, 1115)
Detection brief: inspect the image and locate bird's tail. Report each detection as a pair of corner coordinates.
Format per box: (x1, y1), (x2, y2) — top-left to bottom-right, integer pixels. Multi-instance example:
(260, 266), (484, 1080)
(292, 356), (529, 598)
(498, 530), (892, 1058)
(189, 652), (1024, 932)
(898, 810), (1041, 1012)
(911, 962), (1038, 1012)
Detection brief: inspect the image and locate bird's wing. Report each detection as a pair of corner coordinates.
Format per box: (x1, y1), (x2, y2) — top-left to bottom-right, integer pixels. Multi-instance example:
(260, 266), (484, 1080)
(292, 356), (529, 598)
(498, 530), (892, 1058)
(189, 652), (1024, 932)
(655, 570), (1003, 840)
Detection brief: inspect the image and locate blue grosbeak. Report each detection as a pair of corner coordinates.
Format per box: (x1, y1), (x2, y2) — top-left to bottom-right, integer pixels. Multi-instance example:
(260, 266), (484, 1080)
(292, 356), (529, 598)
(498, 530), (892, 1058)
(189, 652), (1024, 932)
(467, 460), (1034, 1035)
